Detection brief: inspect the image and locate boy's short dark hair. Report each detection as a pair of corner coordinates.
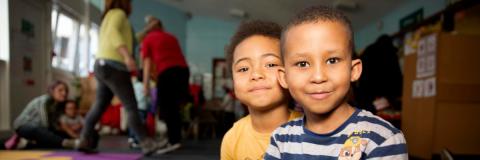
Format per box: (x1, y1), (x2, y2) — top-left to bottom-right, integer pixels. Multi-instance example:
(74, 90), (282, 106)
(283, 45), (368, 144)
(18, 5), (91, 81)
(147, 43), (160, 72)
(226, 20), (282, 75)
(281, 5), (354, 55)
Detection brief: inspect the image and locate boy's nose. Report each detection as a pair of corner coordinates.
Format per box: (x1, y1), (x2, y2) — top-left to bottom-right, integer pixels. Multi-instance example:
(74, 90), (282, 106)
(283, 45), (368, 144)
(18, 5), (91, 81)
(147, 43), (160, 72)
(310, 66), (327, 84)
(250, 69), (265, 81)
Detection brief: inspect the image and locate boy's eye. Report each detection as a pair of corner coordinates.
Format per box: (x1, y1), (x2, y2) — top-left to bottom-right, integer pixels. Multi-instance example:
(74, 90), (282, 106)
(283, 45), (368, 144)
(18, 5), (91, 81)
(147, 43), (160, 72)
(326, 57), (340, 64)
(237, 67), (248, 72)
(295, 61), (309, 68)
(266, 63), (279, 68)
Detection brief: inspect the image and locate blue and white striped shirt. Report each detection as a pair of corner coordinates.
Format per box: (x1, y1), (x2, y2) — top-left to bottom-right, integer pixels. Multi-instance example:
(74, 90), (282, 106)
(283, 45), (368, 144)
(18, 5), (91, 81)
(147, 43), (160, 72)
(264, 108), (407, 160)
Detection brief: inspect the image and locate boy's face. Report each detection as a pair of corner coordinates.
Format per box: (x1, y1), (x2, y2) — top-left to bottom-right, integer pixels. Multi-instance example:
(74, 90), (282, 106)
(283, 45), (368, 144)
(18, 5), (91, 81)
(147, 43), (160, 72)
(65, 103), (77, 117)
(278, 21), (362, 115)
(232, 35), (287, 111)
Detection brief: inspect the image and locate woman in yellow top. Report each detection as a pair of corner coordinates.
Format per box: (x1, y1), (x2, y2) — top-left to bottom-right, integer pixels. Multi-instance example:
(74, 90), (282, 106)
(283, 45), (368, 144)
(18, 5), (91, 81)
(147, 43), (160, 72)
(78, 0), (162, 155)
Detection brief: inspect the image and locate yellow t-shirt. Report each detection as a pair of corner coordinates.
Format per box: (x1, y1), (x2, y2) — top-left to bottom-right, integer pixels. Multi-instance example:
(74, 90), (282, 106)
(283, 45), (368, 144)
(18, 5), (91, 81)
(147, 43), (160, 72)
(97, 9), (133, 63)
(221, 111), (302, 160)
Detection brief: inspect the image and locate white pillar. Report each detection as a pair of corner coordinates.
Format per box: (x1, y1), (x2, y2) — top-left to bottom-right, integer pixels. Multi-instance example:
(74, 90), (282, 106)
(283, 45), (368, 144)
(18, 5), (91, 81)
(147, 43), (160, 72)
(0, 0), (11, 131)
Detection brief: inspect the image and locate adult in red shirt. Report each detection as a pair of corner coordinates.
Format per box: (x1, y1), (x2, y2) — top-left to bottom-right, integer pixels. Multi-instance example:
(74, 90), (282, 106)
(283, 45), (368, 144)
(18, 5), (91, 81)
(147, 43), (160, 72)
(141, 17), (189, 153)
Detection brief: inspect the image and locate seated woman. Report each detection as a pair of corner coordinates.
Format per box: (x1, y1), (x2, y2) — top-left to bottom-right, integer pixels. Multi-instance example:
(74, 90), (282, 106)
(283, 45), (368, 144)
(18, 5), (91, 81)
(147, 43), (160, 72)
(13, 80), (79, 149)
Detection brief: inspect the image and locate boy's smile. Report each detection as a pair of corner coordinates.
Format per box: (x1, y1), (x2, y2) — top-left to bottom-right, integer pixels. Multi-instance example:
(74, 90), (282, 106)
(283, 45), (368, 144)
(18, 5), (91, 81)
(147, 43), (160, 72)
(232, 35), (288, 111)
(248, 85), (272, 93)
(278, 21), (362, 115)
(308, 90), (332, 100)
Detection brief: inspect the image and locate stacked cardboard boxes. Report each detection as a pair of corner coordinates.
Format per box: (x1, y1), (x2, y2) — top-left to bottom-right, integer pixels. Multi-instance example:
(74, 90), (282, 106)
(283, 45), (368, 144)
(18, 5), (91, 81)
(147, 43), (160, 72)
(402, 33), (480, 159)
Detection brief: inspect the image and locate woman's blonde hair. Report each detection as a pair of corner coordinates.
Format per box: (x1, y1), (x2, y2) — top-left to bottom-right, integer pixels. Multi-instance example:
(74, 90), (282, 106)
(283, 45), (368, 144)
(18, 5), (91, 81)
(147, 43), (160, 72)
(102, 0), (131, 20)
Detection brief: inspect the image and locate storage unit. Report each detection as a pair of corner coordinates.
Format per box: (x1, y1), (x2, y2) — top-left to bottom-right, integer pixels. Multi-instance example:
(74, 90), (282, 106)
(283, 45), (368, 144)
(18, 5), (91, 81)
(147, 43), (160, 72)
(402, 33), (480, 159)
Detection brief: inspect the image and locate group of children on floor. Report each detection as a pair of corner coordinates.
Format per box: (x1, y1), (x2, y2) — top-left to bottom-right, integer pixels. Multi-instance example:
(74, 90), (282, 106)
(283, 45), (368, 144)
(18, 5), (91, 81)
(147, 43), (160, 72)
(220, 5), (407, 159)
(6, 81), (84, 150)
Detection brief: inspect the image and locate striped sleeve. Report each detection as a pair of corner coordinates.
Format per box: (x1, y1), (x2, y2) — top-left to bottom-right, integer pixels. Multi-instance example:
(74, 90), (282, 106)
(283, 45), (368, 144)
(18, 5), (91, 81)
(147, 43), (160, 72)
(264, 131), (281, 160)
(367, 132), (408, 159)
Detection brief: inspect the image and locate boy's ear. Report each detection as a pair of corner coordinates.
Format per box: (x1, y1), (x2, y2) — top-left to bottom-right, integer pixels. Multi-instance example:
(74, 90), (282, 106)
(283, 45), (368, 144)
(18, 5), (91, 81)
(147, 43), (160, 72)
(350, 59), (362, 82)
(277, 67), (289, 89)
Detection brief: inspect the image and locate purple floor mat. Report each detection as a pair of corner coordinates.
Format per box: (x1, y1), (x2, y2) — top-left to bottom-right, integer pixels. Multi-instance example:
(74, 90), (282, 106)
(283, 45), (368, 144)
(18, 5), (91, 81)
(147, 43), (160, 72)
(45, 151), (142, 160)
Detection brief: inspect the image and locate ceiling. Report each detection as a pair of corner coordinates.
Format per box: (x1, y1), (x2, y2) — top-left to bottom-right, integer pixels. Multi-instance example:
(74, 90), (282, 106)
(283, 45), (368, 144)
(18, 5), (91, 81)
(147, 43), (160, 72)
(155, 0), (411, 31)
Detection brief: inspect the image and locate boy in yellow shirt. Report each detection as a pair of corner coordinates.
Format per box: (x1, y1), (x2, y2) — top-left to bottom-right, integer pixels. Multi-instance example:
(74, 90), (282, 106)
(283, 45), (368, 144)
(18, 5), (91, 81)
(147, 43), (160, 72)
(220, 20), (302, 160)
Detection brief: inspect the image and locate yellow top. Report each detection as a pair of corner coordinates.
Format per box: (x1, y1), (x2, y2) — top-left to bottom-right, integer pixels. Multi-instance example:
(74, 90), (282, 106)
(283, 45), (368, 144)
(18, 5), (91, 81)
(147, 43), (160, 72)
(221, 111), (303, 160)
(97, 9), (133, 63)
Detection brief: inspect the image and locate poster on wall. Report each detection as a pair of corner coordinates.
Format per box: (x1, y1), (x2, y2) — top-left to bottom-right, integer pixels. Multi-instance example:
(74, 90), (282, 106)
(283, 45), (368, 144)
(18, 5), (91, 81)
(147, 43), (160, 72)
(21, 19), (35, 38)
(23, 56), (32, 72)
(412, 79), (424, 98)
(416, 33), (437, 78)
(411, 77), (437, 99)
(423, 77), (436, 97)
(403, 32), (415, 56)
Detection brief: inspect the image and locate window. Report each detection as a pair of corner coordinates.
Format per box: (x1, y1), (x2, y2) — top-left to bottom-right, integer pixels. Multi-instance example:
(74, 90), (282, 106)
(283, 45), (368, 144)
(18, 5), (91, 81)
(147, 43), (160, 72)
(51, 6), (98, 76)
(52, 13), (79, 72)
(88, 24), (99, 73)
(0, 0), (9, 61)
(77, 23), (98, 76)
(51, 8), (58, 42)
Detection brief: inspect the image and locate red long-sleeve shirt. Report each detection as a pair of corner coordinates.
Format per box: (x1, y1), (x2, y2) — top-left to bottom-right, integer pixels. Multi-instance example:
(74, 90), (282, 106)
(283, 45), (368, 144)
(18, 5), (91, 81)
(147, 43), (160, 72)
(141, 29), (187, 77)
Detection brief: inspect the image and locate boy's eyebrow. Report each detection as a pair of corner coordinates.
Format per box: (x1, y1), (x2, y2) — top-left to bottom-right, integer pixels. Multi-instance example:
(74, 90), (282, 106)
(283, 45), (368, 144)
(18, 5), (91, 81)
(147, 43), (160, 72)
(291, 50), (343, 56)
(326, 49), (341, 54)
(289, 52), (309, 57)
(234, 57), (251, 66)
(261, 53), (281, 59)
(234, 53), (280, 65)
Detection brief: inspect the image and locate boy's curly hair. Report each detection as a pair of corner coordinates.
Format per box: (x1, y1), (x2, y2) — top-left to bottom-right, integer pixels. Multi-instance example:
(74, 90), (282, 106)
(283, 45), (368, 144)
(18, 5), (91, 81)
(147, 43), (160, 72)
(225, 20), (282, 76)
(281, 5), (354, 55)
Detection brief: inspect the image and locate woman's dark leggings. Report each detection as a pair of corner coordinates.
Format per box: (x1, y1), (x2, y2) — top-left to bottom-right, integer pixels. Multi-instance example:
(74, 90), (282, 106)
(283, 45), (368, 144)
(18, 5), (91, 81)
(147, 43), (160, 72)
(81, 62), (147, 145)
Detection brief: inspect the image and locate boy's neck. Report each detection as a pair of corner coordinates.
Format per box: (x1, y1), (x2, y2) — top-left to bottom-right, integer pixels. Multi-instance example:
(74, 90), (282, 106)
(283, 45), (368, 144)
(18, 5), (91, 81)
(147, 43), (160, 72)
(305, 102), (355, 135)
(249, 104), (290, 134)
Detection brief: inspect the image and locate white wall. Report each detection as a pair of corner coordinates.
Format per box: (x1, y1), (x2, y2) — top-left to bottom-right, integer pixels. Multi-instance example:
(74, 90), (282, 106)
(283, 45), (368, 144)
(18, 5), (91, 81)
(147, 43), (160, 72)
(130, 0), (188, 53)
(0, 0), (9, 61)
(185, 16), (239, 99)
(0, 60), (9, 130)
(0, 0), (11, 131)
(8, 0), (52, 126)
(186, 16), (239, 75)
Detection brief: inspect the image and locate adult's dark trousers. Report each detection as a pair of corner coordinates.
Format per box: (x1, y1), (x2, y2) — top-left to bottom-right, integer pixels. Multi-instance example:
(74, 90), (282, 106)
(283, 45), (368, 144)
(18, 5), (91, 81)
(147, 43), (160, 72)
(156, 67), (190, 144)
(81, 61), (147, 145)
(16, 124), (64, 148)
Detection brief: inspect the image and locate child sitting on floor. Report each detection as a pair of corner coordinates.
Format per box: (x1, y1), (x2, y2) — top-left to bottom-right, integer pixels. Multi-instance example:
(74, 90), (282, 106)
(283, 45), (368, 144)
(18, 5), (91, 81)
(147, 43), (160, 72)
(59, 100), (84, 139)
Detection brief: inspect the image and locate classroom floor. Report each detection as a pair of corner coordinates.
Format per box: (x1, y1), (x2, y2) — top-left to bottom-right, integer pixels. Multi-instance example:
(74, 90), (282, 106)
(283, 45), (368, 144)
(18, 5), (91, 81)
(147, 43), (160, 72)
(0, 135), (221, 160)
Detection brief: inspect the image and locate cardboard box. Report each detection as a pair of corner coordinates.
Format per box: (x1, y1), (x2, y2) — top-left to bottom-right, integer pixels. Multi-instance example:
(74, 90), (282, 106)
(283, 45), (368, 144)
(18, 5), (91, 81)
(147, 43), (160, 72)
(79, 76), (96, 115)
(402, 33), (480, 159)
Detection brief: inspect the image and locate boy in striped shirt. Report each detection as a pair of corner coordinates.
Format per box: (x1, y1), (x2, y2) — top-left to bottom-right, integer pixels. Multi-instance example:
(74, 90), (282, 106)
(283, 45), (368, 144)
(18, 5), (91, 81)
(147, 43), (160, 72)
(264, 5), (407, 160)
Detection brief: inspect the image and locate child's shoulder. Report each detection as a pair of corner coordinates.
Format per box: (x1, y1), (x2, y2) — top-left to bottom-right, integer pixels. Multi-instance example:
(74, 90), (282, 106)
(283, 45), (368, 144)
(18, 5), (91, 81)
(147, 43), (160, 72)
(347, 109), (404, 143)
(224, 115), (252, 137)
(282, 116), (304, 127)
(75, 115), (84, 120)
(59, 114), (68, 119)
(272, 116), (304, 135)
(354, 110), (401, 133)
